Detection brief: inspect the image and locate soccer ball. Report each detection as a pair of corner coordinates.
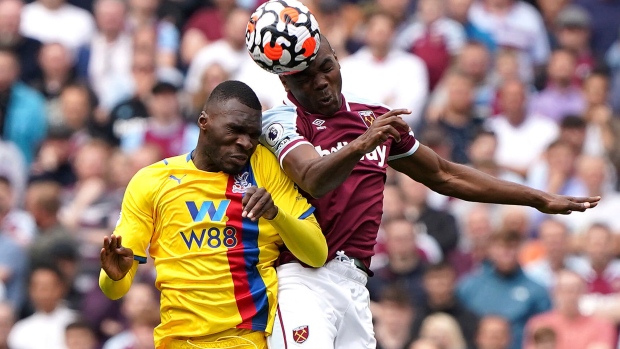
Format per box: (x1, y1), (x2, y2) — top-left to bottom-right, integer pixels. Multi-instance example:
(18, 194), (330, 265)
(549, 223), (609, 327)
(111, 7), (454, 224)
(246, 0), (321, 75)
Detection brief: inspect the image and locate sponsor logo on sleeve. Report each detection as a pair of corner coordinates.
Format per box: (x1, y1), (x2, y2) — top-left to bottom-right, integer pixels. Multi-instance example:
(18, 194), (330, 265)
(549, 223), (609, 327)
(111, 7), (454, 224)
(266, 123), (285, 147)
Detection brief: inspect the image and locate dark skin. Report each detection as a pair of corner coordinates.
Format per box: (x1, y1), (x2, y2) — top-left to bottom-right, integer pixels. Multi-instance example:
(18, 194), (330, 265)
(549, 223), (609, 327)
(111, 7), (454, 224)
(101, 98), (279, 281)
(279, 35), (600, 213)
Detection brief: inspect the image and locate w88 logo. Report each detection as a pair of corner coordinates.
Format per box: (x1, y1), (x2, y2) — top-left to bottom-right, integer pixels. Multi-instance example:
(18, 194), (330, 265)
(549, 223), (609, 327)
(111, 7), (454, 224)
(180, 227), (238, 250)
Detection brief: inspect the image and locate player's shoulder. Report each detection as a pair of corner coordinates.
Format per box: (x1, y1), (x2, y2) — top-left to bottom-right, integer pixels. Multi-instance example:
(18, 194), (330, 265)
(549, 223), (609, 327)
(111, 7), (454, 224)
(343, 91), (392, 112)
(262, 103), (299, 127)
(132, 153), (190, 182)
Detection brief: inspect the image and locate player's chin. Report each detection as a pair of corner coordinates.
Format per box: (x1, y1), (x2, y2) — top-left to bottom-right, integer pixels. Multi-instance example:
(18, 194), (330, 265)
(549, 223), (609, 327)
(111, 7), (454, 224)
(221, 161), (247, 175)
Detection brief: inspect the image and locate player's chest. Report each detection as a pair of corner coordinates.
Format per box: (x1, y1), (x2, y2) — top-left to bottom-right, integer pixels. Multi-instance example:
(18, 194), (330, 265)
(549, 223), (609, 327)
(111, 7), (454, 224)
(301, 110), (392, 169)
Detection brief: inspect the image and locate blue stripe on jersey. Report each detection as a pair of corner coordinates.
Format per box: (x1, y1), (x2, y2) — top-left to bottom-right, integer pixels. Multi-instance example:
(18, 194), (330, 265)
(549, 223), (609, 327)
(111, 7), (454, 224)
(186, 151), (193, 162)
(240, 167), (269, 330)
(133, 255), (147, 264)
(163, 158), (169, 165)
(298, 206), (315, 220)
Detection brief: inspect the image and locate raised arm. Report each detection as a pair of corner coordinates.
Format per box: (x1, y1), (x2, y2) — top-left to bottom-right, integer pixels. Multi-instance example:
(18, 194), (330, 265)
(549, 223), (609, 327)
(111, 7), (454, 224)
(281, 109), (411, 198)
(389, 144), (600, 214)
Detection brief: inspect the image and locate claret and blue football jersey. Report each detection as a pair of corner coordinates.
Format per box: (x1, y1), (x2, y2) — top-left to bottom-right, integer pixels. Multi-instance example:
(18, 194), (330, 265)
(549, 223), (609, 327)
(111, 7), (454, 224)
(113, 145), (316, 348)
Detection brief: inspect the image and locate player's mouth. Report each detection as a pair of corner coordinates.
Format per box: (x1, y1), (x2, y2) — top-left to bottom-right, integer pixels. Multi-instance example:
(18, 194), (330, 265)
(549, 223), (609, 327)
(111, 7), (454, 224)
(318, 94), (334, 105)
(229, 154), (248, 165)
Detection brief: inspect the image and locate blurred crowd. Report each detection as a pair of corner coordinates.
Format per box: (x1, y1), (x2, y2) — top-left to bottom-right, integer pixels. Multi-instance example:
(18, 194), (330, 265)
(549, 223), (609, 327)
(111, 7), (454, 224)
(0, 0), (620, 348)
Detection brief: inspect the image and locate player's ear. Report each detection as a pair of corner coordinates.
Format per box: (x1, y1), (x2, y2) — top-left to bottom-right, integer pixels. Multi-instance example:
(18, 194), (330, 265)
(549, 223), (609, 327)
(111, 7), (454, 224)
(198, 111), (209, 130)
(279, 75), (290, 93)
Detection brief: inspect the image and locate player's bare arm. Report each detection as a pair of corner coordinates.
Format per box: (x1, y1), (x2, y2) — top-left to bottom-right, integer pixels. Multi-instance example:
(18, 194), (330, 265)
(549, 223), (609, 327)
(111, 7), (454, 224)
(389, 144), (600, 214)
(282, 109), (411, 198)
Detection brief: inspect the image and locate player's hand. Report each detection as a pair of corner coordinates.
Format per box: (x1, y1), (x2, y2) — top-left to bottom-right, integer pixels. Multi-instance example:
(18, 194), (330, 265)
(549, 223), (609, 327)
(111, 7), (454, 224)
(352, 109), (411, 154)
(100, 235), (134, 281)
(536, 195), (601, 215)
(242, 186), (278, 221)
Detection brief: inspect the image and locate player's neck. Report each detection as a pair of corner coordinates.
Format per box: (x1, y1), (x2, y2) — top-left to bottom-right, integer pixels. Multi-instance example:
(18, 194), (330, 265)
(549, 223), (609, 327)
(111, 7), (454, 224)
(191, 149), (219, 173)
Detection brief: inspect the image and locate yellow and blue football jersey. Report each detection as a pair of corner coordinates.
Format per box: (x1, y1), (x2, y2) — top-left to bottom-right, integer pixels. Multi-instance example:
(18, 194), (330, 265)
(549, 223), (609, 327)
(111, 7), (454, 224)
(113, 145), (316, 348)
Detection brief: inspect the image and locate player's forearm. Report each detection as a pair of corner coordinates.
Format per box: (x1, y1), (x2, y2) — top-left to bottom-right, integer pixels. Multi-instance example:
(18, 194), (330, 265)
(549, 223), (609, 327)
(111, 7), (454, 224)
(429, 160), (551, 208)
(289, 142), (368, 198)
(268, 210), (327, 267)
(99, 261), (138, 300)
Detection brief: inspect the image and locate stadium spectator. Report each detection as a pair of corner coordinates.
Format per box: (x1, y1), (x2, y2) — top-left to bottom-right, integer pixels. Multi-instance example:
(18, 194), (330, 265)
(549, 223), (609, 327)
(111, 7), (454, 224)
(120, 81), (198, 158)
(367, 218), (428, 307)
(608, 33), (620, 114)
(557, 116), (587, 156)
(29, 127), (78, 187)
(126, 0), (179, 68)
(429, 42), (494, 120)
(526, 140), (586, 199)
(8, 264), (78, 349)
(552, 6), (594, 85)
(418, 313), (467, 349)
(558, 156), (620, 234)
(582, 73), (615, 157)
(31, 43), (76, 127)
(536, 0), (569, 42)
(0, 230), (28, 311)
(419, 72), (484, 164)
(0, 176), (36, 248)
(529, 327), (556, 349)
(102, 283), (159, 349)
(530, 49), (586, 122)
(409, 339), (441, 349)
(180, 0), (236, 65)
(446, 0), (496, 53)
(20, 0), (96, 53)
(448, 204), (493, 278)
(373, 285), (415, 349)
(0, 303), (14, 349)
(0, 0), (42, 83)
(523, 219), (582, 289)
(457, 229), (551, 349)
(524, 270), (616, 349)
(398, 173), (459, 256)
(469, 0), (550, 83)
(190, 63), (230, 116)
(0, 49), (48, 164)
(77, 0), (132, 104)
(65, 321), (98, 349)
(485, 80), (559, 177)
(396, 0), (466, 89)
(572, 0), (620, 57)
(475, 316), (511, 349)
(25, 181), (75, 266)
(341, 10), (428, 127)
(411, 262), (479, 349)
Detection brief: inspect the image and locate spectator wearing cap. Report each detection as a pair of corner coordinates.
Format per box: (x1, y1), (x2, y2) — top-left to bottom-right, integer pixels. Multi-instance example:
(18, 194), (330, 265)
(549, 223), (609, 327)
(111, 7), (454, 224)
(0, 49), (47, 165)
(553, 5), (595, 86)
(0, 0), (43, 83)
(573, 0), (620, 58)
(457, 230), (551, 349)
(530, 49), (586, 123)
(121, 81), (198, 158)
(341, 10), (429, 128)
(524, 270), (616, 349)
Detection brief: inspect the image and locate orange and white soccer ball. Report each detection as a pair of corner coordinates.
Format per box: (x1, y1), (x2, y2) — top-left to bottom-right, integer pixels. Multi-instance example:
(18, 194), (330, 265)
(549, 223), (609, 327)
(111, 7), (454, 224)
(246, 0), (321, 75)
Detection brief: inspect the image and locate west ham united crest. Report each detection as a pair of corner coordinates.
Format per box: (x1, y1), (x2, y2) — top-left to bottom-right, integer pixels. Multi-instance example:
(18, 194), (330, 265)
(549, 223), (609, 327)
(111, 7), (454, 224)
(358, 110), (376, 128)
(292, 325), (309, 344)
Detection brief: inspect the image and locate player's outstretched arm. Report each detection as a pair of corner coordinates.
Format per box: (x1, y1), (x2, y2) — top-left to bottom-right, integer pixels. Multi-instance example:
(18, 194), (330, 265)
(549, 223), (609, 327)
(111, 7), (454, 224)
(99, 234), (138, 300)
(242, 186), (327, 267)
(389, 144), (600, 214)
(282, 109), (411, 198)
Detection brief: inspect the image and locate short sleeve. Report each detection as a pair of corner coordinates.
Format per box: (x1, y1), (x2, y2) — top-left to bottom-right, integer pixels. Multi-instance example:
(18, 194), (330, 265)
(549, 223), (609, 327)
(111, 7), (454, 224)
(254, 146), (315, 220)
(114, 169), (155, 263)
(388, 127), (420, 161)
(260, 105), (313, 168)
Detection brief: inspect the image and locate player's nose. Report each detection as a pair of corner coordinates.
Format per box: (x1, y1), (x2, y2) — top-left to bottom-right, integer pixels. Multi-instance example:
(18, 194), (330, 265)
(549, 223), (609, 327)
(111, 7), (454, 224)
(313, 73), (329, 90)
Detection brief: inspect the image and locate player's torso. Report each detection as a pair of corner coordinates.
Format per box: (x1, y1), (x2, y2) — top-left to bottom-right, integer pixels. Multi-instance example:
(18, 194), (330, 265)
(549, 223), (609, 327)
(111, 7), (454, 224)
(293, 98), (392, 260)
(145, 153), (280, 339)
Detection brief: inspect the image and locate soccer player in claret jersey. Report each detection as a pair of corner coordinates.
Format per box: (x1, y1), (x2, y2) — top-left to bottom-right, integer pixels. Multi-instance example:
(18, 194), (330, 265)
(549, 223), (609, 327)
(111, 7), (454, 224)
(255, 34), (601, 349)
(98, 80), (327, 349)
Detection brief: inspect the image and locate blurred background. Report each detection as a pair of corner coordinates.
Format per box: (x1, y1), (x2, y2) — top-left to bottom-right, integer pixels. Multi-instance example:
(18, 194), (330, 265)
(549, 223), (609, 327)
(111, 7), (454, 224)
(0, 0), (620, 348)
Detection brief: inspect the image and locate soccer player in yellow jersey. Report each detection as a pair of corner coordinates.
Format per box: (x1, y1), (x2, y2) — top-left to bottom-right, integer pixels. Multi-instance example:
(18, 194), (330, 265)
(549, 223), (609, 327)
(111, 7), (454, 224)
(98, 80), (328, 349)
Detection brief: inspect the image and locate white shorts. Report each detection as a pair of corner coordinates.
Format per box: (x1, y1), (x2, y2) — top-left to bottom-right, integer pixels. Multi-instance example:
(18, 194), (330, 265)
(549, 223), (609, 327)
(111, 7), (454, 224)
(267, 254), (375, 349)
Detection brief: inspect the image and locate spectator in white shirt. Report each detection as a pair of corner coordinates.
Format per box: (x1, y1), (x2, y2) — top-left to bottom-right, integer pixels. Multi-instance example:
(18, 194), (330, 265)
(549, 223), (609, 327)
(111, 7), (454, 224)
(469, 0), (550, 83)
(341, 10), (429, 128)
(8, 264), (78, 349)
(485, 79), (558, 178)
(77, 0), (132, 105)
(20, 0), (96, 54)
